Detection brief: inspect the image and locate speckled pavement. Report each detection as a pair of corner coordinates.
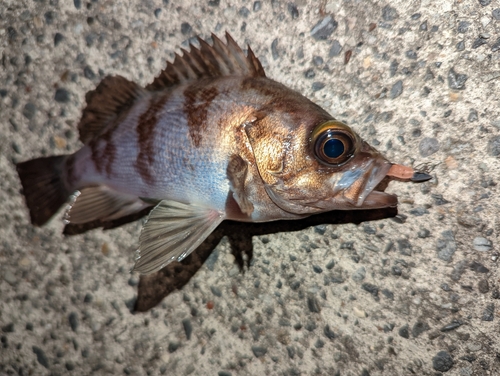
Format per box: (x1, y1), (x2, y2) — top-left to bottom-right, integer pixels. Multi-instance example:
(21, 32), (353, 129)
(1, 0), (500, 375)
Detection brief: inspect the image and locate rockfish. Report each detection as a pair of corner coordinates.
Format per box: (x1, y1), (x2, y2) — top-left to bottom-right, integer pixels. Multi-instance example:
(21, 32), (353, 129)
(16, 33), (430, 274)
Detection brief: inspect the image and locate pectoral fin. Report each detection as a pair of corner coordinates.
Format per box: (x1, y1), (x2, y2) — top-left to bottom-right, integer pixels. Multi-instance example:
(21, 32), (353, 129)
(133, 200), (224, 275)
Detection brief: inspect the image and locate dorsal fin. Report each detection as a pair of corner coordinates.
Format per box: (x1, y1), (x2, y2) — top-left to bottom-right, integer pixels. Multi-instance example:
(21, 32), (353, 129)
(145, 32), (266, 91)
(78, 75), (146, 144)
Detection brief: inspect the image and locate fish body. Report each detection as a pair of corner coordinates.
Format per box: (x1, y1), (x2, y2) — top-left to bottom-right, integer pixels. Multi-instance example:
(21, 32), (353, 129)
(16, 33), (430, 274)
(67, 75), (334, 222)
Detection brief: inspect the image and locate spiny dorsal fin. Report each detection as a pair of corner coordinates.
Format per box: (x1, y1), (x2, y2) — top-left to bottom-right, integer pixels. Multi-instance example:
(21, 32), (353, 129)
(78, 75), (146, 144)
(145, 32), (266, 91)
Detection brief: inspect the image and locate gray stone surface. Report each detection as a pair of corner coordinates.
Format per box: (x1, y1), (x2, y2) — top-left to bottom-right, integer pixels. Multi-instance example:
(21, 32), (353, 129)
(1, 0), (500, 375)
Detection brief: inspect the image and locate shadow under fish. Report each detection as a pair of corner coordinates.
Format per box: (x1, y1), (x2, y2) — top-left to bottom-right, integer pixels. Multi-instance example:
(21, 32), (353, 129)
(133, 206), (397, 313)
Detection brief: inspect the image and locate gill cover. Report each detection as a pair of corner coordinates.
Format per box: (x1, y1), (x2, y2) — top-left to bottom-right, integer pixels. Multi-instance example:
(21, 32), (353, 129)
(244, 114), (308, 214)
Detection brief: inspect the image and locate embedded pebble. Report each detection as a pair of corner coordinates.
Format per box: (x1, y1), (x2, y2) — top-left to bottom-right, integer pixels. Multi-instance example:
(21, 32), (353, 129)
(180, 22), (192, 35)
(433, 351), (454, 372)
(487, 136), (500, 156)
(329, 40), (342, 57)
(419, 137), (439, 157)
(468, 109), (478, 122)
(324, 325), (336, 339)
(353, 307), (367, 318)
(381, 5), (398, 21)
(436, 231), (456, 262)
(361, 283), (379, 299)
(310, 16), (338, 40)
(2, 323), (14, 333)
(448, 68), (468, 90)
(398, 324), (409, 339)
(239, 6), (250, 18)
(22, 102), (37, 119)
(482, 304), (495, 321)
(68, 312), (79, 332)
(351, 267), (366, 282)
(312, 82), (325, 92)
(55, 88), (71, 103)
(478, 279), (490, 294)
(473, 237), (492, 252)
(65, 361), (76, 371)
(271, 38), (279, 60)
(54, 32), (64, 46)
(182, 319), (192, 340)
(451, 260), (468, 281)
(457, 21), (470, 33)
(468, 342), (481, 352)
(412, 322), (429, 337)
(307, 295), (321, 313)
(472, 37), (488, 49)
(251, 345), (267, 357)
(32, 346), (49, 368)
(287, 3), (299, 19)
(440, 320), (462, 332)
(390, 80), (403, 99)
(2, 270), (17, 285)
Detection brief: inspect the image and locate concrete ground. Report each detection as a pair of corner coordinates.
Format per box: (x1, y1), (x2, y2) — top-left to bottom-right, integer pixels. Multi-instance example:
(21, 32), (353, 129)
(1, 0), (500, 375)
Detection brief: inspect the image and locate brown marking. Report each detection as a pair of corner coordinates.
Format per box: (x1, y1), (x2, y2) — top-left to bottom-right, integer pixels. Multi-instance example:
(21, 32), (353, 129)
(183, 83), (219, 147)
(89, 121), (119, 177)
(135, 93), (170, 184)
(240, 77), (331, 127)
(64, 154), (77, 187)
(344, 50), (353, 65)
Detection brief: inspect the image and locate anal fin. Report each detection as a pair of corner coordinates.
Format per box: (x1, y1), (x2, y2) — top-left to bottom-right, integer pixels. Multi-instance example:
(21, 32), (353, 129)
(65, 186), (149, 224)
(133, 200), (224, 275)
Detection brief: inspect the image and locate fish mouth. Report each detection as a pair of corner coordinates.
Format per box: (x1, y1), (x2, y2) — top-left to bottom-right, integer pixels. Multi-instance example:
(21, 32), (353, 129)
(356, 162), (433, 208)
(349, 161), (398, 209)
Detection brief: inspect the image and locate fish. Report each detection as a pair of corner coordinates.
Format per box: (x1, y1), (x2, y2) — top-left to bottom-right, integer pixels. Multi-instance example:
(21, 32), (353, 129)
(16, 32), (431, 275)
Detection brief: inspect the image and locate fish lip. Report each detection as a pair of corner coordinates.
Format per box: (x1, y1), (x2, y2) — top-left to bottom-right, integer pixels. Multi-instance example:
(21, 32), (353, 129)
(355, 161), (397, 208)
(362, 190), (398, 208)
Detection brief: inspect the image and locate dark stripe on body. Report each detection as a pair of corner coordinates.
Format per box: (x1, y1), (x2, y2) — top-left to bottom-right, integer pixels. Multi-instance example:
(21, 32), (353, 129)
(89, 122), (118, 177)
(135, 93), (171, 185)
(183, 82), (219, 147)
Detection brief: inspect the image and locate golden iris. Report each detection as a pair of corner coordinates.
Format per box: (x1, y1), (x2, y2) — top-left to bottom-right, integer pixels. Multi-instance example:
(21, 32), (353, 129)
(311, 121), (355, 166)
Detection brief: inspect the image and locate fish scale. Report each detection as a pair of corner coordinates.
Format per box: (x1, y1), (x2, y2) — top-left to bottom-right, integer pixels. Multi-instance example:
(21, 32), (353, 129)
(16, 32), (431, 275)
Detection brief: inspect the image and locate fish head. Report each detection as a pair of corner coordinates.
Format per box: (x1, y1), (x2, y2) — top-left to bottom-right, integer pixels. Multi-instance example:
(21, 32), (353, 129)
(245, 117), (400, 215)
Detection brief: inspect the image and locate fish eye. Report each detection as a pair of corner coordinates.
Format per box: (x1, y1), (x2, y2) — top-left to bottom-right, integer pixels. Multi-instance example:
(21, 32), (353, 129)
(311, 121), (355, 166)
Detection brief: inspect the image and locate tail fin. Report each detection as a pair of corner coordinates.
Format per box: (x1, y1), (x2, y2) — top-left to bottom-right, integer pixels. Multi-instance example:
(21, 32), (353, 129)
(16, 155), (71, 226)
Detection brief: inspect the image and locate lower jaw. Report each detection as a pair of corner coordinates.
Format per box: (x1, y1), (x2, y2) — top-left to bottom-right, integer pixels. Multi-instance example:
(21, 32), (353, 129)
(360, 190), (398, 209)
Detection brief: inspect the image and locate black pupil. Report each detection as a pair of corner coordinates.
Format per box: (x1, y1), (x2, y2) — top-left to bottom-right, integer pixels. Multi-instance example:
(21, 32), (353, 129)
(323, 138), (344, 159)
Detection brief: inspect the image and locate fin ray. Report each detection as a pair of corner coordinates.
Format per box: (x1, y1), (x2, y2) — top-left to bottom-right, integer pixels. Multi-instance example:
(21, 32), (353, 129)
(65, 186), (149, 224)
(145, 32), (266, 91)
(133, 200), (224, 274)
(16, 155), (71, 226)
(78, 75), (146, 144)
